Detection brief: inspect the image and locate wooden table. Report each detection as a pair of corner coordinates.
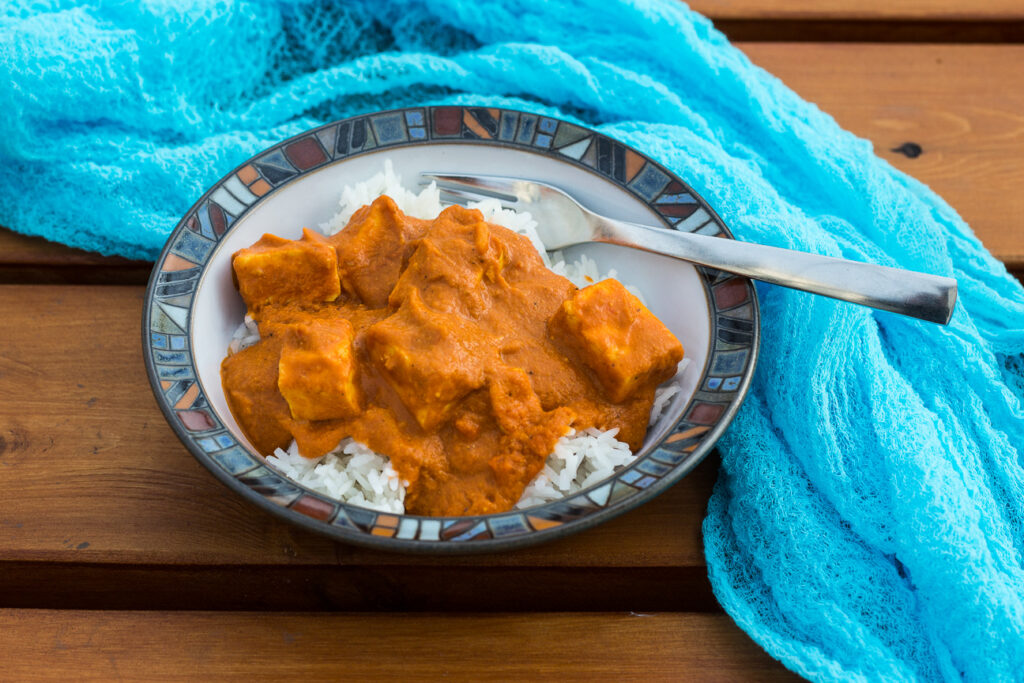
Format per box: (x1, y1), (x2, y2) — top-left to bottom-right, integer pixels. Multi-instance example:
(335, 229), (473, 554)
(2, 4), (1021, 679)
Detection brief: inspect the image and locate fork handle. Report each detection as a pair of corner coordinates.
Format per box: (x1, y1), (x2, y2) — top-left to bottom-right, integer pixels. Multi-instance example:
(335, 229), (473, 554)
(594, 218), (957, 324)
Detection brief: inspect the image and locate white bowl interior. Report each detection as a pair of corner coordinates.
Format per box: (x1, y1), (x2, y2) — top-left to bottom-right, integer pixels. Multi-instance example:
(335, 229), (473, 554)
(191, 144), (711, 457)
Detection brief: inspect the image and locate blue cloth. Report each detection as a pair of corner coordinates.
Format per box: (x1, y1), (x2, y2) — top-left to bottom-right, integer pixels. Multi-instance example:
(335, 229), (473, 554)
(4, 1), (1023, 679)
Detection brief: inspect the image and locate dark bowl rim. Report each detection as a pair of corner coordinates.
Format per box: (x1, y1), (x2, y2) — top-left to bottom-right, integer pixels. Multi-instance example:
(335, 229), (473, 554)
(142, 105), (761, 554)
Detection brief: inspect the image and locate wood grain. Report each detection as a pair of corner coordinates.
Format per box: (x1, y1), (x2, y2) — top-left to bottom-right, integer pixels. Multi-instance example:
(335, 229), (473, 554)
(738, 44), (1024, 269)
(1, 9), (1009, 680)
(0, 610), (799, 681)
(689, 0), (1024, 21)
(0, 46), (1021, 277)
(0, 286), (711, 577)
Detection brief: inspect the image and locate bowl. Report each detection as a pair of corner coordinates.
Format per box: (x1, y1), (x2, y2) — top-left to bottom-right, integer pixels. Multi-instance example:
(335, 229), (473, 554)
(143, 106), (759, 552)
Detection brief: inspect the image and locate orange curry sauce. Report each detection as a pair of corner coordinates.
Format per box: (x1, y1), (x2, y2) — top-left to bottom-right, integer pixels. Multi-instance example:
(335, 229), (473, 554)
(221, 196), (684, 516)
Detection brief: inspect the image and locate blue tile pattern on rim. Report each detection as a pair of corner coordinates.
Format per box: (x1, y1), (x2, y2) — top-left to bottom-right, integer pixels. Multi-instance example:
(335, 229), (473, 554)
(255, 163), (295, 184)
(499, 111), (519, 141)
(158, 269), (199, 284)
(155, 280), (193, 298)
(371, 113), (408, 144)
(405, 109), (426, 140)
(345, 506), (376, 531)
(619, 469), (643, 485)
(197, 436), (220, 452)
(516, 114), (537, 144)
(211, 446), (258, 475)
(488, 514), (532, 538)
(629, 164), (671, 200)
(156, 365), (193, 380)
(711, 349), (749, 375)
(649, 449), (690, 467)
(254, 149), (297, 185)
(637, 459), (673, 477)
(171, 230), (213, 263)
(656, 193), (696, 204)
(258, 149), (294, 169)
(154, 350), (188, 365)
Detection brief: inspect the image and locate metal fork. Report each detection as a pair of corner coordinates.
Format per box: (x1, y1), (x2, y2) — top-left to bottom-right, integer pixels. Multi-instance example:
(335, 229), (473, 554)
(423, 173), (957, 325)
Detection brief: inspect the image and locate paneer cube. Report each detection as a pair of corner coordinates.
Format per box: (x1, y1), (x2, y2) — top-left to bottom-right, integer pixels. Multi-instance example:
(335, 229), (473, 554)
(277, 318), (361, 421)
(364, 289), (488, 431)
(388, 206), (517, 318)
(232, 229), (340, 311)
(330, 195), (431, 307)
(550, 279), (684, 403)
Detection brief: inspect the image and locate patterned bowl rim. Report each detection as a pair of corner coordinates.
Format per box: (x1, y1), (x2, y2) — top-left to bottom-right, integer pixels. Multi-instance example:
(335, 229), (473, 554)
(142, 105), (760, 553)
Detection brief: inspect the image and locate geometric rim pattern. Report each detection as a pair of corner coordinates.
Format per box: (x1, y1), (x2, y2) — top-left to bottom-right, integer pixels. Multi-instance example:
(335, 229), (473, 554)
(143, 106), (760, 553)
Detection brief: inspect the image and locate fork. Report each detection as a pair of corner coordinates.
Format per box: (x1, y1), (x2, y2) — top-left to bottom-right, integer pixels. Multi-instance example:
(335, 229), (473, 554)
(423, 173), (958, 325)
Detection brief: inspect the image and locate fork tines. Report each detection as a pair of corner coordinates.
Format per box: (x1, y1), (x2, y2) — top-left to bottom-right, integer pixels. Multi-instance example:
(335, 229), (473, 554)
(437, 187), (494, 208)
(421, 173), (521, 204)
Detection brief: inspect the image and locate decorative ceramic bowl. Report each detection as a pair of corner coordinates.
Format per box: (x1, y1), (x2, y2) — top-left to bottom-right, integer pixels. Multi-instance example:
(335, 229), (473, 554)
(143, 106), (759, 552)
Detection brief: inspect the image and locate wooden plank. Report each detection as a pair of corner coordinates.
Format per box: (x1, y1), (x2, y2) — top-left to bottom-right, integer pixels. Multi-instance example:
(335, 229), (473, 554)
(1, 46), (1021, 276)
(0, 286), (713, 606)
(0, 610), (799, 681)
(690, 0), (1024, 21)
(735, 44), (1024, 270)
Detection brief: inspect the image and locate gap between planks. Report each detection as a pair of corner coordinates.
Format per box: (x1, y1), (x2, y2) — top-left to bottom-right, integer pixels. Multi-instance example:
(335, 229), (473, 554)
(0, 562), (719, 613)
(715, 20), (1024, 43)
(688, 0), (1024, 22)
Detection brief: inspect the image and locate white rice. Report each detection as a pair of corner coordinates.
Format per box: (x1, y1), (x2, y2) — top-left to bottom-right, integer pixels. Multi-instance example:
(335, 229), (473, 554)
(228, 314), (260, 355)
(269, 438), (406, 514)
(516, 427), (635, 508)
(250, 159), (686, 512)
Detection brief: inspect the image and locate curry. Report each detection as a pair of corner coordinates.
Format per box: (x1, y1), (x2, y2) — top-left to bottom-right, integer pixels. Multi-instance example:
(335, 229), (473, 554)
(221, 196), (684, 516)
